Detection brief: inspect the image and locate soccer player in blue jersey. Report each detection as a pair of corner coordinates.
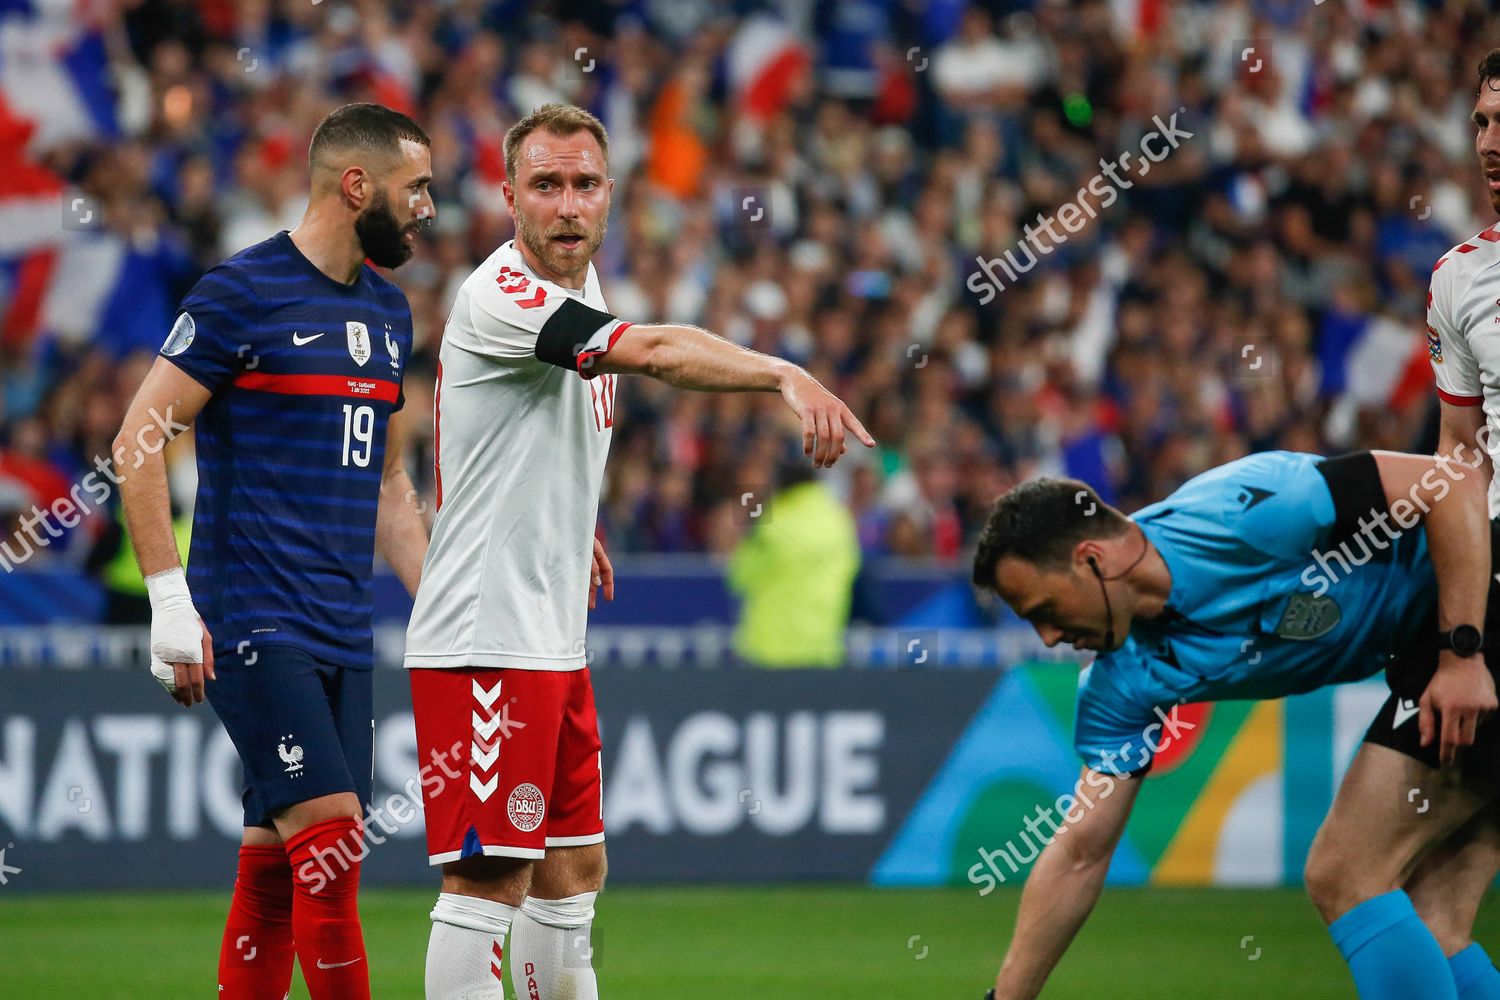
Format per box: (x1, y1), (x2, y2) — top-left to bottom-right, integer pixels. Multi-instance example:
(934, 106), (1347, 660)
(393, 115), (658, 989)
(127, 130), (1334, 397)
(113, 103), (434, 1000)
(969, 449), (1500, 1000)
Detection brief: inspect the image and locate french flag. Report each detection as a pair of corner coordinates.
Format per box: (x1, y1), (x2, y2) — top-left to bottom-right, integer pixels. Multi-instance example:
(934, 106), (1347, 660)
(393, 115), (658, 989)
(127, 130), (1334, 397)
(0, 92), (66, 347)
(0, 0), (132, 350)
(726, 15), (812, 124)
(1319, 309), (1433, 424)
(0, 0), (119, 148)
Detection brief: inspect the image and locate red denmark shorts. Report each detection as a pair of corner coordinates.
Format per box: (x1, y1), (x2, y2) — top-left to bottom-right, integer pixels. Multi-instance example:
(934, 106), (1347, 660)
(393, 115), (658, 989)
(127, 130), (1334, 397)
(409, 666), (604, 865)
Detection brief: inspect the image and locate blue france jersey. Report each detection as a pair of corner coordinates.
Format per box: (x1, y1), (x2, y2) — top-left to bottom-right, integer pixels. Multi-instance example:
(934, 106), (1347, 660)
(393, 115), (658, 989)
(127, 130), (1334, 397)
(162, 231), (412, 669)
(1075, 451), (1436, 774)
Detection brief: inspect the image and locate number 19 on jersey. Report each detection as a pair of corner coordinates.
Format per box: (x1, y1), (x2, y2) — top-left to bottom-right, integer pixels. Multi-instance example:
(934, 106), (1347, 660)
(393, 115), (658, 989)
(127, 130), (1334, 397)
(342, 403), (374, 467)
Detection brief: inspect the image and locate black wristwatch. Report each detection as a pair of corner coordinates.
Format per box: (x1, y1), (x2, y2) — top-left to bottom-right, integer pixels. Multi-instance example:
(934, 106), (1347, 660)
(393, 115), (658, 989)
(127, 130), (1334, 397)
(1438, 624), (1484, 658)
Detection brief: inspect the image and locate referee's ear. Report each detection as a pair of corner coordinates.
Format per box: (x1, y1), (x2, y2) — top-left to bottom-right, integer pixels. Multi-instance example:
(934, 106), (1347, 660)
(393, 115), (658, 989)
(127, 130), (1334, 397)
(1073, 540), (1106, 577)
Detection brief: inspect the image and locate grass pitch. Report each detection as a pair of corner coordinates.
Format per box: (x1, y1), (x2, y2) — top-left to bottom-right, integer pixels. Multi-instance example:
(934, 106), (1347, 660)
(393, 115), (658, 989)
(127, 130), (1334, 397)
(4, 884), (1496, 997)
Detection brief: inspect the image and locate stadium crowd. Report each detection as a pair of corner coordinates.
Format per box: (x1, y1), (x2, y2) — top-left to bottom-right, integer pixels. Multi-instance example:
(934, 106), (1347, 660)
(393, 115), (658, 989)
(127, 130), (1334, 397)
(3, 0), (1498, 579)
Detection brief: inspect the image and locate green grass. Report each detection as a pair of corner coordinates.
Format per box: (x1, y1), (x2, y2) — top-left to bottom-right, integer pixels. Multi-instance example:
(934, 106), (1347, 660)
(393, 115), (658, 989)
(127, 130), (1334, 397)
(4, 884), (1497, 997)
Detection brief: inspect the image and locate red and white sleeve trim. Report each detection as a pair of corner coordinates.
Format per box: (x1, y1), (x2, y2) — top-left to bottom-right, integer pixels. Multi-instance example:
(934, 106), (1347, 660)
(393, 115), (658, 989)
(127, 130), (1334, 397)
(1436, 386), (1483, 406)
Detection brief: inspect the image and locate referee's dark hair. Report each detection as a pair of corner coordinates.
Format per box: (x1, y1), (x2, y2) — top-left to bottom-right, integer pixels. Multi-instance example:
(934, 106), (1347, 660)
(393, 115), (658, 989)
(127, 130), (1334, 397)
(308, 103), (430, 176)
(971, 479), (1131, 593)
(1481, 48), (1500, 93)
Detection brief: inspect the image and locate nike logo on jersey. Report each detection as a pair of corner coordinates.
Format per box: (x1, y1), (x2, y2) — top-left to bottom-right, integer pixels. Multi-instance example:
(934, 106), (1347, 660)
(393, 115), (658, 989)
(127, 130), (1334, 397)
(1392, 698), (1419, 729)
(292, 332), (325, 346)
(315, 957), (364, 969)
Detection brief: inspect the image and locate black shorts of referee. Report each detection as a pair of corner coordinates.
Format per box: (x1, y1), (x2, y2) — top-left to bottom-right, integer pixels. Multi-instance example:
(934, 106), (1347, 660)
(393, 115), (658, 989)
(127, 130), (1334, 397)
(1365, 518), (1500, 782)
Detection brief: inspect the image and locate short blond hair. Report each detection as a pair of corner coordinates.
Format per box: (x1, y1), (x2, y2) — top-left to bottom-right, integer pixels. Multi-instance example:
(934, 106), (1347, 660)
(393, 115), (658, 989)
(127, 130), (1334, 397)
(504, 104), (610, 180)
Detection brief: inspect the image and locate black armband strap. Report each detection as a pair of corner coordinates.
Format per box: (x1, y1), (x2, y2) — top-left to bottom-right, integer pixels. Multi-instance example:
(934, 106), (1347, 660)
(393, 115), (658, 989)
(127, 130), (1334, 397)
(1315, 451), (1385, 549)
(534, 297), (619, 372)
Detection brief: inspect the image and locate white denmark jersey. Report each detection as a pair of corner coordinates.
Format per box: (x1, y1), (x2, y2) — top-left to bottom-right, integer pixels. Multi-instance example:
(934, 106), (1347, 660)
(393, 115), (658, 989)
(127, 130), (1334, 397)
(1429, 222), (1500, 516)
(405, 241), (630, 670)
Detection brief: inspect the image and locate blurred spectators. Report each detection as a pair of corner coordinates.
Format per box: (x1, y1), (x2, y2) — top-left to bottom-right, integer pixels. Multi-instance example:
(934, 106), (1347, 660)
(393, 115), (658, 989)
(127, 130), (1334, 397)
(1, 0), (1494, 592)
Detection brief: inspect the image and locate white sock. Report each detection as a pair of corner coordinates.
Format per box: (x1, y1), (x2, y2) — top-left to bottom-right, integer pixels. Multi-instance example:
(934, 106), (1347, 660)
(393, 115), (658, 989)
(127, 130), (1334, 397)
(425, 892), (517, 1000)
(509, 891), (600, 1000)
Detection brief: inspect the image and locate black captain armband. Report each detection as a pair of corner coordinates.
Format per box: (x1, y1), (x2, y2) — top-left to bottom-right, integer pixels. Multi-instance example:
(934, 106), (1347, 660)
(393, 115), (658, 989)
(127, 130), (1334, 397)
(534, 297), (621, 372)
(1314, 451), (1385, 550)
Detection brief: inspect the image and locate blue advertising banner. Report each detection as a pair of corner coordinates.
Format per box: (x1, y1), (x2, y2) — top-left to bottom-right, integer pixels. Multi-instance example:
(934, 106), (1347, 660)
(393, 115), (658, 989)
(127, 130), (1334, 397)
(0, 663), (1392, 894)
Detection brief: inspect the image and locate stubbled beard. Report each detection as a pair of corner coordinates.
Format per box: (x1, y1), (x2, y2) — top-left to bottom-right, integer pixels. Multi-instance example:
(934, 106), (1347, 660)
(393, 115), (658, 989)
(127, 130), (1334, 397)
(514, 207), (607, 278)
(356, 188), (415, 268)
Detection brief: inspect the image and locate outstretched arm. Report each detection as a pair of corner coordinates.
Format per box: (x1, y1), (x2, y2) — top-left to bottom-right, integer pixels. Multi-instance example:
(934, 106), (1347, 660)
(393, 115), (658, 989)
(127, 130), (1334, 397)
(991, 767), (1142, 1000)
(587, 324), (874, 468)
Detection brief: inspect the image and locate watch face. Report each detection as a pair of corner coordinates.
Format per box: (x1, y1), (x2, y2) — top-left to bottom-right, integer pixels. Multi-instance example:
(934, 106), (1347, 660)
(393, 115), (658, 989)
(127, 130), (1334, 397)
(1451, 625), (1484, 657)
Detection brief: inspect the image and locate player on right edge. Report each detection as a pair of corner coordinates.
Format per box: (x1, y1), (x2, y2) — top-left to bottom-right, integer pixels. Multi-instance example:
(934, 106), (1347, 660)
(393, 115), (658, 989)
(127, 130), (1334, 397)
(1431, 48), (1500, 506)
(403, 103), (873, 1000)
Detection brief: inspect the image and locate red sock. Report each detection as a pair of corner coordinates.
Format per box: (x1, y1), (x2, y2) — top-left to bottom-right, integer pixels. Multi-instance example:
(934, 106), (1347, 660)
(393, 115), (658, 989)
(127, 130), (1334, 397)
(285, 817), (370, 1000)
(217, 844), (295, 1000)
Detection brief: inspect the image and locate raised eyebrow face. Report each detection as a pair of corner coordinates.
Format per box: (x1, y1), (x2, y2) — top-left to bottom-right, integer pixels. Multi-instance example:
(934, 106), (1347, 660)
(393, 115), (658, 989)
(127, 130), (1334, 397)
(523, 162), (606, 188)
(521, 140), (607, 184)
(526, 168), (605, 187)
